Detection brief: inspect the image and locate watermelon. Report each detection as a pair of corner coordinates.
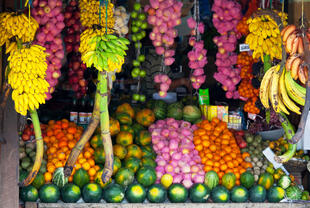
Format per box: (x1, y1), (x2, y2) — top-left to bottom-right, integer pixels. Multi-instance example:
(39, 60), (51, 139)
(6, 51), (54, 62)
(230, 186), (248, 202)
(73, 168), (90, 188)
(249, 185), (266, 202)
(141, 145), (156, 159)
(82, 183), (102, 203)
(167, 102), (183, 120)
(189, 183), (210, 203)
(61, 183), (81, 203)
(52, 167), (68, 188)
(168, 184), (188, 203)
(183, 105), (202, 123)
(147, 184), (167, 203)
(153, 106), (166, 120)
(20, 185), (38, 202)
(135, 130), (151, 146)
(39, 184), (60, 203)
(112, 157), (122, 175)
(278, 175), (291, 189)
(115, 168), (135, 187)
(103, 183), (125, 203)
(19, 170), (28, 183)
(124, 157), (141, 173)
(301, 191), (309, 200)
(267, 186), (285, 202)
(258, 172), (274, 190)
(136, 166), (157, 187)
(125, 183), (146, 203)
(286, 186), (302, 200)
(31, 172), (45, 189)
(222, 172), (236, 190)
(204, 170), (219, 190)
(211, 185), (230, 203)
(240, 171), (255, 189)
(116, 112), (132, 125)
(140, 156), (157, 168)
(154, 100), (168, 109)
(94, 146), (106, 164)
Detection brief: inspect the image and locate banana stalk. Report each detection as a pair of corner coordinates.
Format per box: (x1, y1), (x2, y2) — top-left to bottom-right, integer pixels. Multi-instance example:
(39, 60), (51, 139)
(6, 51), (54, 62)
(275, 113), (296, 163)
(19, 109), (43, 186)
(64, 92), (100, 177)
(290, 30), (310, 144)
(98, 71), (113, 183)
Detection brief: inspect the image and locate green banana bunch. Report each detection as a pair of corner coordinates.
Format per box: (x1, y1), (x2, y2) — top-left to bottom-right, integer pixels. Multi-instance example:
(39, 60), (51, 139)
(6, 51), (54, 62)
(8, 44), (49, 116)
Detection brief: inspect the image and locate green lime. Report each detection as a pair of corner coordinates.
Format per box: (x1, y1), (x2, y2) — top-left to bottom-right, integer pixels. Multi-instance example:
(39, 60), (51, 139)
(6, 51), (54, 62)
(141, 22), (148, 29)
(131, 26), (139, 33)
(139, 70), (146, 77)
(138, 13), (146, 21)
(133, 94), (140, 101)
(133, 3), (141, 11)
(139, 95), (146, 102)
(138, 55), (145, 62)
(133, 60), (140, 67)
(131, 11), (138, 18)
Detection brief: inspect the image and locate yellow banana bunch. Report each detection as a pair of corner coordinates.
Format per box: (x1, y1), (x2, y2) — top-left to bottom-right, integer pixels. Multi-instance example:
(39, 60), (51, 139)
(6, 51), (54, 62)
(79, 0), (115, 28)
(0, 12), (38, 46)
(246, 11), (287, 61)
(80, 34), (129, 74)
(8, 44), (49, 116)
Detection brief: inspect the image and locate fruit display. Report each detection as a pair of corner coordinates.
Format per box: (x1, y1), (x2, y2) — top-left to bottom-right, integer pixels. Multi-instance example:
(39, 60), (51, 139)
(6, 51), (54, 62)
(248, 109), (282, 134)
(149, 118), (205, 188)
(145, 0), (182, 66)
(79, 0), (114, 28)
(281, 25), (310, 84)
(245, 10), (287, 61)
(194, 118), (250, 184)
(154, 74), (172, 98)
(259, 63), (305, 115)
(32, 0), (65, 99)
(212, 0), (242, 99)
(187, 14), (207, 90)
(236, 17), (249, 36)
(114, 6), (129, 37)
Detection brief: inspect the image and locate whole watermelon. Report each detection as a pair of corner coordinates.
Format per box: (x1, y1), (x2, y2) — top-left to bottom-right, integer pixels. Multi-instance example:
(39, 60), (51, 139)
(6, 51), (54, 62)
(204, 170), (219, 190)
(286, 186), (302, 200)
(153, 106), (166, 120)
(167, 102), (183, 120)
(183, 105), (201, 123)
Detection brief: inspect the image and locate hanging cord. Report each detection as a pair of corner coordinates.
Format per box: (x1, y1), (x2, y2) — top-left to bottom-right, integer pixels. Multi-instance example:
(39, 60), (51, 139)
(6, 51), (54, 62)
(301, 0), (304, 28)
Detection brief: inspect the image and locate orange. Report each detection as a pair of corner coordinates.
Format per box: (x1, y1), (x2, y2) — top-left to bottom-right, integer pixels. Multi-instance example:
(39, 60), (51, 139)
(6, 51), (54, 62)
(68, 141), (76, 149)
(58, 141), (67, 148)
(44, 172), (52, 182)
(88, 167), (97, 177)
(203, 165), (212, 172)
(55, 161), (63, 168)
(57, 152), (66, 160)
(84, 151), (92, 159)
(67, 127), (77, 134)
(202, 140), (210, 147)
(82, 162), (91, 171)
(94, 165), (100, 171)
(78, 158), (86, 164)
(49, 147), (57, 154)
(61, 122), (69, 129)
(47, 164), (56, 173)
(88, 159), (95, 167)
(68, 176), (73, 182)
(209, 144), (217, 152)
(75, 163), (82, 170)
(220, 164), (227, 171)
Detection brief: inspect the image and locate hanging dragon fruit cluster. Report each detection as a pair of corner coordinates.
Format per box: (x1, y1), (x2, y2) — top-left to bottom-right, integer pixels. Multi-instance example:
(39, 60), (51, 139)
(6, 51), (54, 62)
(145, 0), (183, 66)
(32, 0), (65, 100)
(154, 74), (172, 98)
(187, 17), (207, 90)
(212, 0), (242, 99)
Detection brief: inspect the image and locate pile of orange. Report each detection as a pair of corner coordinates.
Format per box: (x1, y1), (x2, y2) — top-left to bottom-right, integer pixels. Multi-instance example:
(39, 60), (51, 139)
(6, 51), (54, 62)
(43, 119), (100, 183)
(194, 118), (252, 184)
(236, 17), (249, 36)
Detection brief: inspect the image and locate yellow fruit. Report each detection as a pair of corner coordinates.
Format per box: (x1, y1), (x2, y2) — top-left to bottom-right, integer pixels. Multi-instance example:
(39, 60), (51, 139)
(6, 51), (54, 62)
(161, 174), (173, 188)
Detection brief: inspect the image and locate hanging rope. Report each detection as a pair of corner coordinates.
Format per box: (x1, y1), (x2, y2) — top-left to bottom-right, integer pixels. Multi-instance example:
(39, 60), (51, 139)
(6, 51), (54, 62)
(301, 0), (304, 28)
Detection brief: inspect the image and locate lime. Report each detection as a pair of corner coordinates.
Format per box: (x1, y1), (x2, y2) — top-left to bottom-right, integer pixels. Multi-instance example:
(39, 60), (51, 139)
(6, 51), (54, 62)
(132, 34), (137, 42)
(131, 11), (138, 18)
(139, 95), (146, 102)
(138, 55), (145, 62)
(135, 42), (141, 49)
(133, 94), (140, 101)
(133, 3), (141, 11)
(135, 20), (142, 27)
(161, 174), (173, 188)
(131, 26), (139, 33)
(133, 60), (140, 67)
(141, 22), (148, 29)
(139, 70), (146, 77)
(138, 13), (146, 21)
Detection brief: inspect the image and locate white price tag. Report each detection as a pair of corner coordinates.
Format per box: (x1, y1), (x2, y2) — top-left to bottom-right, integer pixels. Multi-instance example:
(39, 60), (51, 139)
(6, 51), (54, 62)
(248, 113), (257, 120)
(239, 44), (250, 52)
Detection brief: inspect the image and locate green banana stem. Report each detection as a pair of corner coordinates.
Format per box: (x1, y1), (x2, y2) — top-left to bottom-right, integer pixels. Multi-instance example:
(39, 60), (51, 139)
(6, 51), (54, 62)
(98, 71), (113, 183)
(64, 91), (100, 177)
(263, 54), (272, 73)
(275, 113), (297, 163)
(20, 109), (43, 186)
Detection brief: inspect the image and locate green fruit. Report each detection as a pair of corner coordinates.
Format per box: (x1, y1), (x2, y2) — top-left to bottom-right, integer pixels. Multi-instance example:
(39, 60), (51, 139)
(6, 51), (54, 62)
(286, 186), (302, 200)
(240, 171), (255, 189)
(139, 70), (146, 77)
(278, 175), (291, 189)
(135, 42), (141, 49)
(20, 185), (38, 202)
(82, 183), (102, 203)
(183, 105), (202, 123)
(258, 172), (274, 190)
(141, 145), (156, 159)
(249, 185), (266, 202)
(73, 168), (90, 189)
(138, 13), (146, 21)
(132, 123), (145, 135)
(168, 184), (188, 203)
(31, 172), (45, 189)
(61, 183), (81, 203)
(132, 60), (140, 67)
(115, 168), (135, 187)
(131, 26), (139, 33)
(230, 186), (248, 202)
(141, 22), (148, 29)
(133, 94), (140, 101)
(153, 106), (166, 120)
(140, 156), (156, 168)
(136, 33), (143, 40)
(136, 166), (156, 187)
(267, 186), (285, 202)
(125, 183), (146, 203)
(132, 34), (137, 42)
(93, 146), (106, 164)
(124, 157), (141, 173)
(132, 67), (141, 75)
(135, 20), (142, 27)
(133, 3), (141, 11)
(39, 184), (60, 203)
(131, 11), (138, 18)
(136, 130), (151, 146)
(131, 70), (139, 78)
(167, 102), (183, 120)
(147, 184), (167, 203)
(204, 170), (219, 190)
(53, 167), (68, 188)
(21, 157), (31, 169)
(140, 30), (146, 38)
(189, 183), (210, 203)
(19, 170), (28, 183)
(138, 55), (145, 62)
(139, 94), (146, 102)
(301, 191), (309, 200)
(103, 183), (125, 203)
(211, 186), (230, 203)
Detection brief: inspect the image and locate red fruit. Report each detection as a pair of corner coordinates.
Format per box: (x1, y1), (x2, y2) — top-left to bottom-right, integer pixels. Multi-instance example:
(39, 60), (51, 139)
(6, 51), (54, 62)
(68, 69), (75, 77)
(76, 70), (84, 78)
(66, 27), (75, 35)
(22, 134), (30, 141)
(72, 84), (79, 92)
(74, 11), (80, 20)
(72, 61), (80, 71)
(73, 23), (80, 32)
(73, 44), (79, 53)
(69, 0), (77, 6)
(80, 63), (86, 69)
(72, 75), (79, 83)
(66, 44), (73, 53)
(24, 127), (32, 136)
(79, 79), (86, 87)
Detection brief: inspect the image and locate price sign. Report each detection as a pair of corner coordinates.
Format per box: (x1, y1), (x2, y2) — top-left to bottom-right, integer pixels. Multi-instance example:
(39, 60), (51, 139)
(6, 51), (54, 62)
(239, 44), (250, 52)
(248, 113), (257, 120)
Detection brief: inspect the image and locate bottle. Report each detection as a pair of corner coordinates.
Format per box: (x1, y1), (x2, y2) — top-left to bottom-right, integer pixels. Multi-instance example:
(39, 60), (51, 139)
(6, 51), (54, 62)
(70, 98), (78, 123)
(78, 97), (87, 125)
(87, 98), (94, 124)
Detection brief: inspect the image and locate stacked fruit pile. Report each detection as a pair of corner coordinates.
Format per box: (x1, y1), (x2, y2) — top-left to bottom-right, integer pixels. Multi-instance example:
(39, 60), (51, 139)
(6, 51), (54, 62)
(114, 6), (129, 37)
(237, 52), (260, 114)
(236, 17), (249, 36)
(245, 10), (287, 60)
(282, 25), (310, 84)
(212, 0), (242, 99)
(32, 0), (65, 99)
(193, 118), (251, 184)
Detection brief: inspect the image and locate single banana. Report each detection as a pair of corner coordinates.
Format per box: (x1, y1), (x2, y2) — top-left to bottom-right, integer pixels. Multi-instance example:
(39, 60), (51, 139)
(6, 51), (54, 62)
(259, 65), (276, 108)
(269, 65), (281, 113)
